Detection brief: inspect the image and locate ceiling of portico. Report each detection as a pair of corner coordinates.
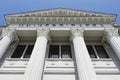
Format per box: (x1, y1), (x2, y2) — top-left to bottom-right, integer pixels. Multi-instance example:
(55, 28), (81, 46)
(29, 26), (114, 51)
(15, 28), (104, 43)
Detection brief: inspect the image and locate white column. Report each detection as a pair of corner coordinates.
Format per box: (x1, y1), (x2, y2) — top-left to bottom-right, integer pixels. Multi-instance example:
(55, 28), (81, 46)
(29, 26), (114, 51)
(24, 28), (50, 80)
(0, 29), (15, 60)
(105, 29), (120, 59)
(71, 29), (97, 80)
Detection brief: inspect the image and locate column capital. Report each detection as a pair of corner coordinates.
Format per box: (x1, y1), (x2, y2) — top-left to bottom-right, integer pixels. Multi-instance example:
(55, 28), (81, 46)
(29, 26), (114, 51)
(71, 28), (84, 40)
(1, 28), (18, 42)
(37, 28), (50, 40)
(104, 29), (119, 40)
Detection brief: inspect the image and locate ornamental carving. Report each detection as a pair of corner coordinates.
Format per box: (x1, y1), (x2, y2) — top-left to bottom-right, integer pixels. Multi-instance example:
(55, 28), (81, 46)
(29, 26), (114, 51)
(37, 28), (50, 39)
(1, 28), (18, 42)
(104, 29), (119, 40)
(71, 28), (84, 39)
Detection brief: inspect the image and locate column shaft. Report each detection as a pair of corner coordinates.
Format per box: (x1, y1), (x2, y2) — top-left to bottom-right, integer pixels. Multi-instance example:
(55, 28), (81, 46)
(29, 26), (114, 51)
(107, 36), (120, 59)
(71, 29), (97, 80)
(24, 29), (49, 80)
(0, 29), (15, 60)
(105, 29), (120, 60)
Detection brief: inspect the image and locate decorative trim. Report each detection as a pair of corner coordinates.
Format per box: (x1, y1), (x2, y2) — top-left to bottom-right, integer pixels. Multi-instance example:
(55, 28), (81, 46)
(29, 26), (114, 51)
(1, 28), (19, 42)
(71, 28), (84, 40)
(6, 17), (115, 24)
(1, 29), (15, 41)
(37, 28), (50, 40)
(104, 29), (119, 41)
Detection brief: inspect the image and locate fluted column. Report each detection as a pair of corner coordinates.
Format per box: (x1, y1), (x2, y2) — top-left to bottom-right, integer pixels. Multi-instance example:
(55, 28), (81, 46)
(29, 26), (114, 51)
(0, 29), (15, 60)
(71, 29), (97, 80)
(24, 28), (50, 80)
(105, 29), (120, 59)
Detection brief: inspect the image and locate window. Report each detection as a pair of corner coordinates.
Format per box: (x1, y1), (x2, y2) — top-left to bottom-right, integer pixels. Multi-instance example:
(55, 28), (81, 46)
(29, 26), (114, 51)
(59, 24), (63, 26)
(100, 24), (104, 27)
(61, 45), (72, 58)
(86, 45), (96, 58)
(52, 24), (56, 26)
(11, 44), (34, 58)
(49, 45), (72, 58)
(79, 24), (82, 26)
(39, 24), (42, 26)
(71, 24), (75, 26)
(94, 45), (109, 58)
(86, 24), (90, 26)
(92, 24), (96, 26)
(46, 24), (49, 26)
(49, 45), (59, 58)
(86, 45), (109, 59)
(23, 45), (34, 58)
(0, 36), (3, 40)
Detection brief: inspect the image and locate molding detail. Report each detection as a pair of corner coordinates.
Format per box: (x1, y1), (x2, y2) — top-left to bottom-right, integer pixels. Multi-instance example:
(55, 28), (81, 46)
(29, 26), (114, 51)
(102, 28), (119, 44)
(1, 29), (15, 41)
(37, 28), (50, 40)
(71, 28), (84, 40)
(104, 29), (119, 40)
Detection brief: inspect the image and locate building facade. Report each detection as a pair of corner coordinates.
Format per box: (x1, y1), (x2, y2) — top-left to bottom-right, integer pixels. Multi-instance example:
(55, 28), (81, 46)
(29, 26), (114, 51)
(0, 8), (120, 80)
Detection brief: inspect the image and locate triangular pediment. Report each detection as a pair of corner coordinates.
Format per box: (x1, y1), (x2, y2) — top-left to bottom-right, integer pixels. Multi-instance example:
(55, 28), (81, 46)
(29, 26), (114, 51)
(6, 8), (115, 17)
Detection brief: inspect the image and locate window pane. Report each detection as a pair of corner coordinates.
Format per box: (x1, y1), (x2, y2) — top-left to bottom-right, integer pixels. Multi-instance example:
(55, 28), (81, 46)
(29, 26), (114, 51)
(61, 45), (72, 58)
(94, 45), (109, 58)
(11, 45), (26, 58)
(86, 45), (97, 58)
(49, 45), (59, 58)
(23, 45), (34, 58)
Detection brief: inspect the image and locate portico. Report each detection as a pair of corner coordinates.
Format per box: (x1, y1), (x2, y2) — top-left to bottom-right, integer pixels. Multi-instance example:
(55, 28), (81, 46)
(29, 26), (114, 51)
(0, 8), (120, 80)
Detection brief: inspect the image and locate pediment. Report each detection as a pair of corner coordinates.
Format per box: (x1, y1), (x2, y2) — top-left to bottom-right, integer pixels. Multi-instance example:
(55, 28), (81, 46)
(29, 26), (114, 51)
(6, 8), (115, 17)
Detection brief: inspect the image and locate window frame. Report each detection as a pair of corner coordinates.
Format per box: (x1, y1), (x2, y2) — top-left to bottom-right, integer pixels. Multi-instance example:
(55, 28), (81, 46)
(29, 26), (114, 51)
(86, 43), (110, 59)
(10, 43), (34, 59)
(47, 43), (73, 59)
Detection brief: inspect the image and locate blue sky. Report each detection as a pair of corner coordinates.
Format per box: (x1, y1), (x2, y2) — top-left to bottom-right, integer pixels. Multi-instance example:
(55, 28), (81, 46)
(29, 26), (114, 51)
(0, 0), (120, 25)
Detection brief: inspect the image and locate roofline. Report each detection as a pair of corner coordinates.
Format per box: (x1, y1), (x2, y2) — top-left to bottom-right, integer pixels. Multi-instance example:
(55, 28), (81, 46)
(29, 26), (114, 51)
(5, 8), (116, 16)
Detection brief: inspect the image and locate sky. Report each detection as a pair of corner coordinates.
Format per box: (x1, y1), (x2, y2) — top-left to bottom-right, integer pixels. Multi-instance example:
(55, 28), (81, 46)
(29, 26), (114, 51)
(0, 0), (120, 26)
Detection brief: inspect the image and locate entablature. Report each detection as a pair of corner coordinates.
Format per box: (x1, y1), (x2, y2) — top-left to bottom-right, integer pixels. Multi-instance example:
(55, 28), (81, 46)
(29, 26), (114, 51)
(5, 8), (116, 25)
(6, 16), (115, 25)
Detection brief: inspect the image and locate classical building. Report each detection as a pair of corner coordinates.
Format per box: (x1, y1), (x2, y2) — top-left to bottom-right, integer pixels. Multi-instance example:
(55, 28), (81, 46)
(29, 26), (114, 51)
(0, 8), (120, 80)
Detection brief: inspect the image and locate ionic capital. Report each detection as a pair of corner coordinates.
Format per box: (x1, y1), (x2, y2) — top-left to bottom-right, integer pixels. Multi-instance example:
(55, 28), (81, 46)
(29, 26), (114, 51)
(37, 28), (50, 40)
(71, 28), (84, 40)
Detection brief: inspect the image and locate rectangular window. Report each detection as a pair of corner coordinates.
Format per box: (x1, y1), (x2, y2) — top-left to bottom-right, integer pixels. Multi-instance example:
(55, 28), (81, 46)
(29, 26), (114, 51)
(86, 45), (97, 58)
(86, 44), (109, 59)
(61, 45), (72, 58)
(11, 44), (34, 58)
(48, 44), (72, 58)
(94, 45), (109, 58)
(23, 45), (34, 58)
(11, 45), (26, 58)
(49, 45), (59, 58)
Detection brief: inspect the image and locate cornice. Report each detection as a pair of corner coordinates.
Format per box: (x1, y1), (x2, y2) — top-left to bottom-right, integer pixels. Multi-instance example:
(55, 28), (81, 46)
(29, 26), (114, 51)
(5, 8), (116, 25)
(6, 16), (115, 24)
